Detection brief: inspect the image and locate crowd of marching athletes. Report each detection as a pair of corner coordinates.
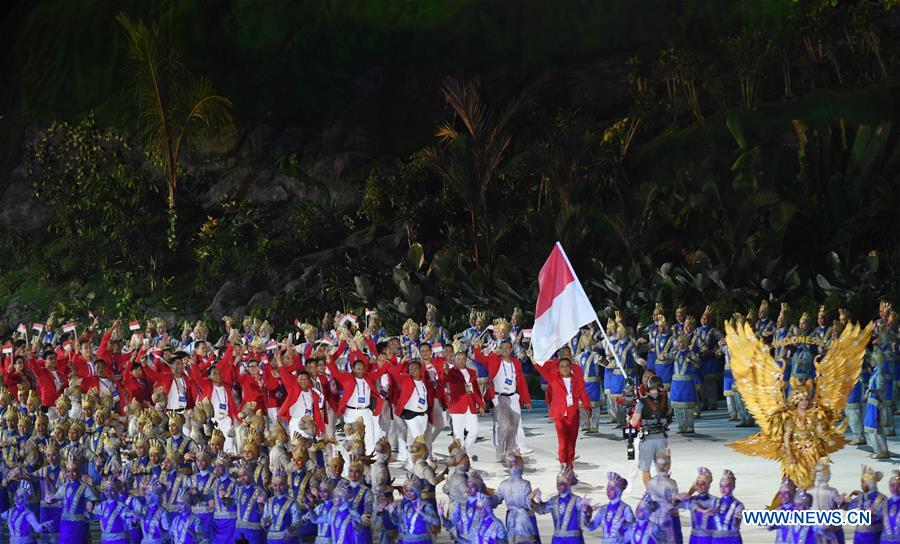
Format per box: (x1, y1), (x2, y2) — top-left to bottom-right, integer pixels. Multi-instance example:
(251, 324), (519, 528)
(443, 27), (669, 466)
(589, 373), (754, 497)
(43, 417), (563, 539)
(0, 298), (895, 543)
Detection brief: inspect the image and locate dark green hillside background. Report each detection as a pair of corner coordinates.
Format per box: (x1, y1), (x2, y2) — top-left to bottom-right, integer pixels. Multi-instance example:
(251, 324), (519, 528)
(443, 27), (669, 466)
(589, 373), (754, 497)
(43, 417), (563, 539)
(1, 0), (898, 333)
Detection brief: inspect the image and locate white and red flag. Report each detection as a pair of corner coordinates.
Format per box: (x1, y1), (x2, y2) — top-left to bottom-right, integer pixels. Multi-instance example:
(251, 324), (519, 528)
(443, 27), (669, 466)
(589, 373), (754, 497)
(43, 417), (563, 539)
(128, 321), (141, 331)
(62, 322), (77, 333)
(531, 242), (597, 364)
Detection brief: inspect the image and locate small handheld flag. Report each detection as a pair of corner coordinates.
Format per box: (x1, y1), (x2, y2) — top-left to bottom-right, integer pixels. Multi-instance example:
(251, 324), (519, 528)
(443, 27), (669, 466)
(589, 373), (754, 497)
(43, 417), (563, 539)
(128, 321), (141, 331)
(62, 322), (77, 333)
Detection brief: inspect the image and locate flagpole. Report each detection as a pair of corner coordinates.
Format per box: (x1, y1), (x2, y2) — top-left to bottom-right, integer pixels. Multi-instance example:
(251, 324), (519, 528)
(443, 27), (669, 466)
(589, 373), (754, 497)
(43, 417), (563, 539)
(595, 319), (628, 377)
(549, 240), (627, 375)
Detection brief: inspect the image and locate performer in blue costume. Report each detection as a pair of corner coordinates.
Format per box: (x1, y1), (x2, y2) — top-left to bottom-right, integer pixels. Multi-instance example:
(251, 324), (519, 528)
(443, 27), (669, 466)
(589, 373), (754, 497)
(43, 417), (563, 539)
(584, 471), (635, 543)
(652, 315), (674, 387)
(262, 470), (301, 544)
(327, 482), (365, 544)
(532, 470), (590, 544)
(232, 465), (266, 544)
(674, 467), (716, 544)
(188, 449), (215, 540)
(708, 470), (743, 544)
(92, 479), (132, 544)
(1, 483), (52, 543)
(694, 307), (722, 412)
(136, 482), (171, 544)
(846, 465), (887, 544)
(767, 478), (796, 544)
(669, 334), (699, 434)
(880, 470), (899, 543)
(49, 454), (98, 544)
(210, 454), (237, 544)
(389, 478), (440, 543)
(575, 332), (604, 433)
(169, 491), (208, 544)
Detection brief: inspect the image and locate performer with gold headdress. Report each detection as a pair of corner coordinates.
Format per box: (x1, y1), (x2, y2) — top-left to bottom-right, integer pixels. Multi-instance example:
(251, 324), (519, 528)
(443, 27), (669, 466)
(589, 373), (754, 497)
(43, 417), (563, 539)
(725, 318), (873, 489)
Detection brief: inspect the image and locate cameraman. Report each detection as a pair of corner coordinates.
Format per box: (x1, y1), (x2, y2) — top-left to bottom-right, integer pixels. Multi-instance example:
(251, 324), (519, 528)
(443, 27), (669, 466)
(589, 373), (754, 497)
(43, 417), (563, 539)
(630, 374), (670, 487)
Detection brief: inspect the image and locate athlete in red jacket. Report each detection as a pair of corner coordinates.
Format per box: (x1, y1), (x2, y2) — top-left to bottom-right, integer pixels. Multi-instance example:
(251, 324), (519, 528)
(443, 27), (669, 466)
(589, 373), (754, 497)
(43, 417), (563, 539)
(533, 356), (591, 470)
(444, 352), (484, 454)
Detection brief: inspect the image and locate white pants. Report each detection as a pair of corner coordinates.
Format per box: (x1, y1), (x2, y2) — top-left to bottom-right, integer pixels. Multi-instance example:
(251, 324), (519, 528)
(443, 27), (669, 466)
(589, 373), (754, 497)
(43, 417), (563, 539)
(450, 411), (479, 452)
(405, 413), (429, 453)
(214, 415), (235, 454)
(344, 407), (377, 455)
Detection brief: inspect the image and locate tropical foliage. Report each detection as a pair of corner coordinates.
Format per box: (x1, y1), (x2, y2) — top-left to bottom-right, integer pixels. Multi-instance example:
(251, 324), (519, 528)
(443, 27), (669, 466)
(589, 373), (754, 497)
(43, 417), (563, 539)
(1, 0), (899, 332)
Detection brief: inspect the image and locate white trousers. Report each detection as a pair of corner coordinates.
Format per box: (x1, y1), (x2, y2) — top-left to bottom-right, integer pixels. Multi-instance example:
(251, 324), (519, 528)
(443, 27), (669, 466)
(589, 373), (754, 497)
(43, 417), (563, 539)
(450, 410), (479, 452)
(405, 413), (429, 448)
(344, 407), (377, 455)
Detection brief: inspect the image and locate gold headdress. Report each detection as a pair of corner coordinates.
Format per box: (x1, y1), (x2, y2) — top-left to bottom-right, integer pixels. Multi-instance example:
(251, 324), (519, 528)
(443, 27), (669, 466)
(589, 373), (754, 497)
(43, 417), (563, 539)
(861, 464), (883, 484)
(402, 319), (420, 338)
(696, 466), (713, 483)
(209, 428), (225, 447)
(148, 439), (164, 457)
(799, 312), (810, 325)
(702, 305), (712, 318)
(759, 300), (769, 315)
(653, 303), (664, 319)
(493, 318), (511, 338)
(168, 412), (185, 428)
(721, 469), (736, 484)
(300, 324), (318, 342)
(778, 303), (789, 321)
(684, 315), (696, 330)
(511, 307), (524, 323)
(193, 320), (208, 338)
(890, 470), (900, 485)
(818, 305), (827, 319)
(789, 378), (812, 404)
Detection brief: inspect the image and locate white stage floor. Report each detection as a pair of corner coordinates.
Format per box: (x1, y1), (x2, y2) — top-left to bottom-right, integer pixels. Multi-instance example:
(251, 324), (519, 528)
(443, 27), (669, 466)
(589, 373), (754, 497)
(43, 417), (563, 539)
(406, 405), (899, 543)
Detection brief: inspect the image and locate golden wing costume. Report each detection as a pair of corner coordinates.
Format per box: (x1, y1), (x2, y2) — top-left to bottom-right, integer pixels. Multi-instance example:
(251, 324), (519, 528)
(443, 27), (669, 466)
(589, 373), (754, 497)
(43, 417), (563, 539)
(725, 320), (872, 489)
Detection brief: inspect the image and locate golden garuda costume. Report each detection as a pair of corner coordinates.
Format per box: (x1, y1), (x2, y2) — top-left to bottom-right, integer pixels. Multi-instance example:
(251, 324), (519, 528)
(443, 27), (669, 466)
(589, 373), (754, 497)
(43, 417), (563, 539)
(724, 319), (872, 489)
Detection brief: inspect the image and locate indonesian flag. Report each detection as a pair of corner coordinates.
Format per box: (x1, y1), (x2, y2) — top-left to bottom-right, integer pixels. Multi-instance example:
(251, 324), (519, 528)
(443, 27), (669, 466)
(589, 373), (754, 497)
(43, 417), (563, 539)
(128, 321), (141, 331)
(32, 323), (45, 332)
(1, 345), (11, 354)
(339, 313), (358, 327)
(265, 339), (278, 351)
(532, 242), (597, 364)
(294, 318), (302, 329)
(432, 342), (444, 355)
(16, 323), (27, 334)
(62, 322), (77, 333)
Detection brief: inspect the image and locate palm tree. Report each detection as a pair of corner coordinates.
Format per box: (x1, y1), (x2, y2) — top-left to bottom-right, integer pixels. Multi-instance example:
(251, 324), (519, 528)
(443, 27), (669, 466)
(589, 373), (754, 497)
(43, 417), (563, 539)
(422, 78), (520, 268)
(117, 13), (232, 249)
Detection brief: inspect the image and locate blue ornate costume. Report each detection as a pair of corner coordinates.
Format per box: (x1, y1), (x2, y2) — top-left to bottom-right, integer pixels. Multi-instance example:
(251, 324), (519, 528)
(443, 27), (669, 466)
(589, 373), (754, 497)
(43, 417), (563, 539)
(585, 499), (635, 543)
(533, 491), (586, 544)
(234, 484), (265, 544)
(92, 498), (132, 544)
(262, 494), (301, 544)
(52, 478), (97, 544)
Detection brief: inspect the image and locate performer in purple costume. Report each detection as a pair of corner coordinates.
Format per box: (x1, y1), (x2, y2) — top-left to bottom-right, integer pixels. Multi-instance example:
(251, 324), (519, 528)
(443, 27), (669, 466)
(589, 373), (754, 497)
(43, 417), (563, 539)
(233, 465), (266, 544)
(531, 470), (590, 544)
(92, 479), (132, 544)
(846, 465), (887, 544)
(1, 483), (52, 543)
(49, 456), (97, 544)
(261, 471), (301, 544)
(584, 471), (635, 543)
